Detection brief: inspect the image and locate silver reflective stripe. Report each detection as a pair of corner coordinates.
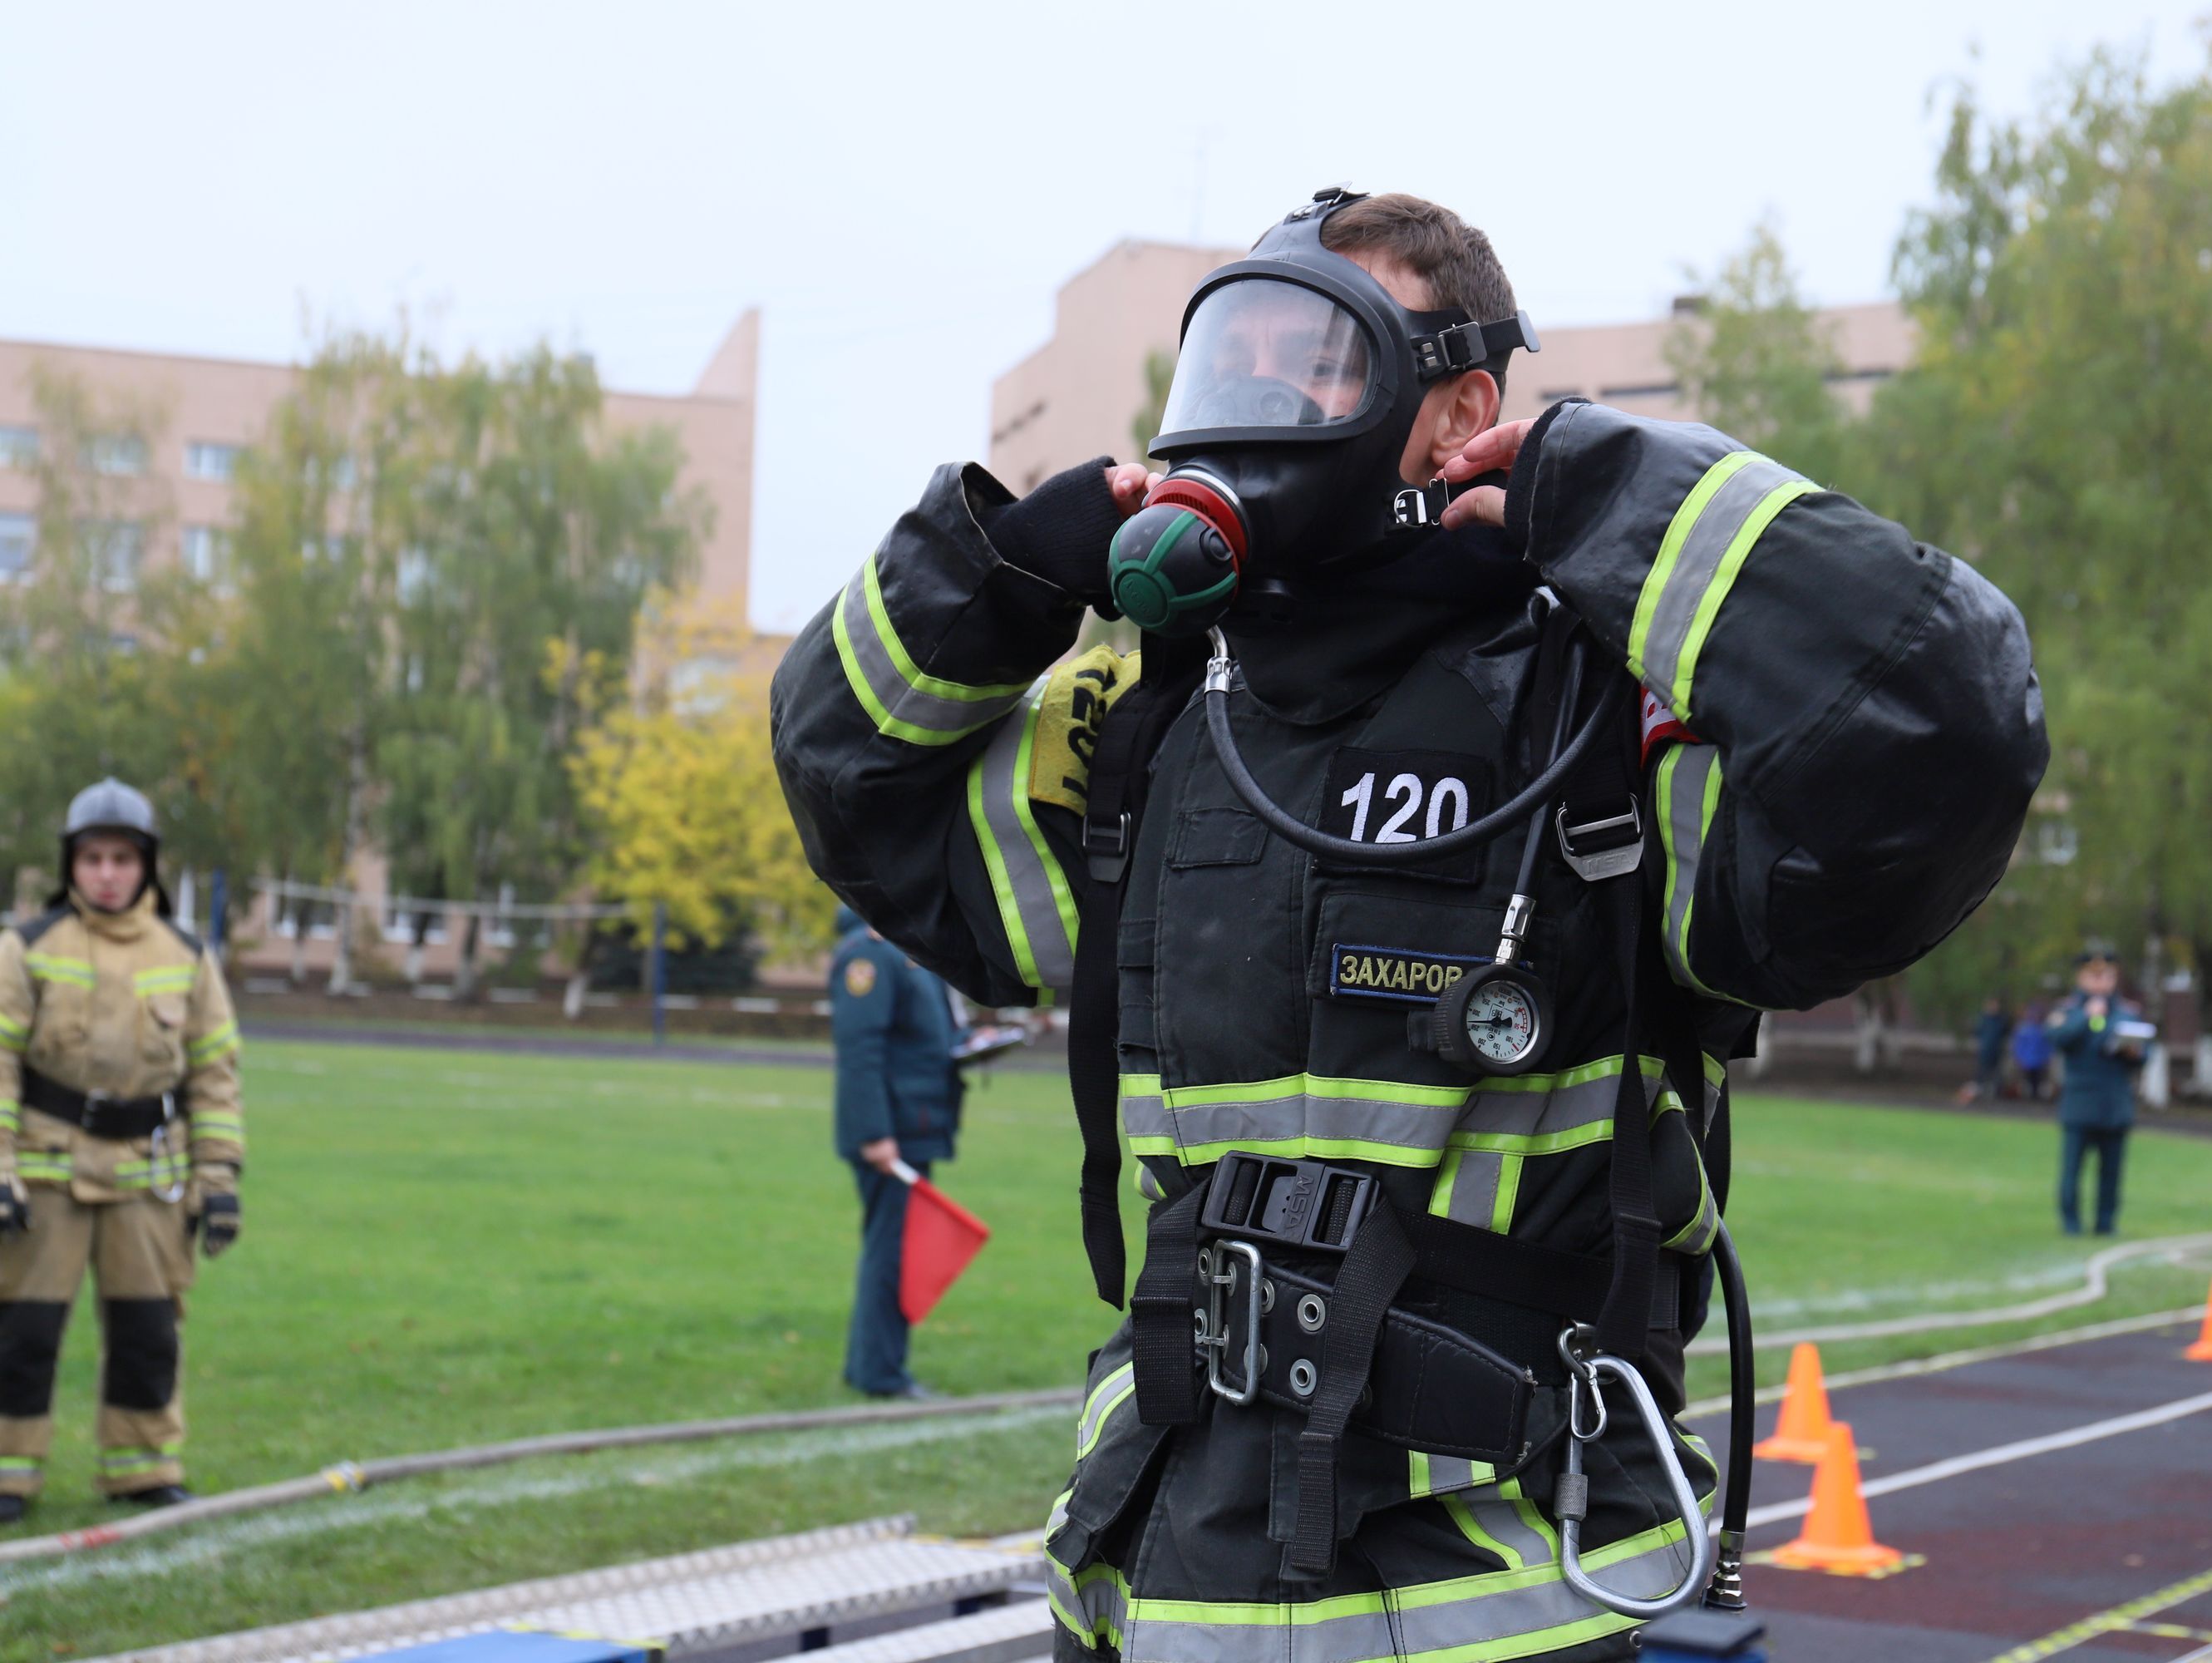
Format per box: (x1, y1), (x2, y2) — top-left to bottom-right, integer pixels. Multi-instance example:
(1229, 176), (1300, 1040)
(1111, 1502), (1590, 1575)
(1047, 1553), (1129, 1652)
(835, 561), (1027, 744)
(1658, 744), (1723, 997)
(1123, 1523), (1693, 1662)
(1124, 1058), (1673, 1169)
(1637, 456), (1805, 707)
(967, 679), (1077, 995)
(1076, 1362), (1136, 1458)
(1445, 1482), (1559, 1572)
(1433, 1148), (1508, 1230)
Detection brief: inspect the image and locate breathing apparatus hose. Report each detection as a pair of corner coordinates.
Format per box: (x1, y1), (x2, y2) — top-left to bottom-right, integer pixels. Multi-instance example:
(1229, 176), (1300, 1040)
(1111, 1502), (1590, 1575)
(1199, 626), (1631, 866)
(1706, 1221), (1756, 1610)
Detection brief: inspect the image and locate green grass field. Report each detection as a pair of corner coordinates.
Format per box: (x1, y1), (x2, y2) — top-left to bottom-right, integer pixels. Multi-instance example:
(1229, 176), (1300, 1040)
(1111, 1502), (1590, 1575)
(3, 1038), (2210, 1659)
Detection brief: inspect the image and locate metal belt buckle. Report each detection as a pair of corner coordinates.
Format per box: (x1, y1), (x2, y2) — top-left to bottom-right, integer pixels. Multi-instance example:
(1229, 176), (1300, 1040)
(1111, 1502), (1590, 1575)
(1555, 801), (1643, 882)
(1197, 1240), (1264, 1405)
(81, 1088), (115, 1136)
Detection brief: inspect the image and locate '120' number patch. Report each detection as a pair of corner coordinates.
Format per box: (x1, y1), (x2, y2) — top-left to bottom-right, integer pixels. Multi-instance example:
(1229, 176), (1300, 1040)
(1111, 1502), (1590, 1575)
(1319, 748), (1494, 846)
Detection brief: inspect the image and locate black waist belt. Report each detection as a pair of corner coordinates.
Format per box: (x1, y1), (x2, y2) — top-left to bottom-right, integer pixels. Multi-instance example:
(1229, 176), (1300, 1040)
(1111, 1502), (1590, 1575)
(22, 1069), (175, 1140)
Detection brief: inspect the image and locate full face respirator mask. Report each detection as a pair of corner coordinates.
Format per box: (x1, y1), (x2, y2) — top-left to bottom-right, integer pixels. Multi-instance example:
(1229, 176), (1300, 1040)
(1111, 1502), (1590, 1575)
(1106, 187), (1540, 637)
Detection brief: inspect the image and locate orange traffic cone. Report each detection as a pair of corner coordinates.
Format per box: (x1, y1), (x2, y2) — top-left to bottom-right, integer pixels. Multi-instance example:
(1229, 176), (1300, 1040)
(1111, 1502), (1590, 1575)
(1770, 1422), (1904, 1576)
(2185, 1281), (2212, 1363)
(1753, 1342), (1836, 1463)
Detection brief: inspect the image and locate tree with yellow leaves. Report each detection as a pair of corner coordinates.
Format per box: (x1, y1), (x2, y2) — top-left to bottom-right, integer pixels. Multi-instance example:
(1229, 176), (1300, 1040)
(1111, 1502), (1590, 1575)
(568, 597), (831, 963)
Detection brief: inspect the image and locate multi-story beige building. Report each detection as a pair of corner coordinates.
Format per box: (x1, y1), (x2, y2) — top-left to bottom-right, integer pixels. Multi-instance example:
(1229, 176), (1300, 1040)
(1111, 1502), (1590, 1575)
(988, 240), (1914, 487)
(0, 313), (760, 608)
(0, 318), (761, 984)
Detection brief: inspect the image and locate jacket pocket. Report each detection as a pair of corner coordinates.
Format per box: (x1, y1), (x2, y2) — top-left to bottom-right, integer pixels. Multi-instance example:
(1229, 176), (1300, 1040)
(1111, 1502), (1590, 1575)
(1047, 1321), (1172, 1599)
(140, 994), (189, 1074)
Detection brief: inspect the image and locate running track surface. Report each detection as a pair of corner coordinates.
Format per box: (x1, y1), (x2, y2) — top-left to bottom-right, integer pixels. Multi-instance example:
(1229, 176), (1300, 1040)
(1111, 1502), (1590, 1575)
(1687, 1320), (2212, 1662)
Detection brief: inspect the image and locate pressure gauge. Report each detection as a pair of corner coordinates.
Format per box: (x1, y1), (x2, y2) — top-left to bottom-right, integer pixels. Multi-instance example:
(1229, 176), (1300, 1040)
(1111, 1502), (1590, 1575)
(1430, 960), (1552, 1077)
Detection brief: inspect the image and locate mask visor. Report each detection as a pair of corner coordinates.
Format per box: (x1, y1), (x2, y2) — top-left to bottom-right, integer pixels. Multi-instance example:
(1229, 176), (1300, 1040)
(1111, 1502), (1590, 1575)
(1159, 279), (1377, 440)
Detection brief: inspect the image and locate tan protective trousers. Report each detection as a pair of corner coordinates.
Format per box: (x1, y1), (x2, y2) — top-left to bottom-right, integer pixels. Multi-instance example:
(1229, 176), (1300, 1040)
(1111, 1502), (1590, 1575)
(0, 1185), (192, 1498)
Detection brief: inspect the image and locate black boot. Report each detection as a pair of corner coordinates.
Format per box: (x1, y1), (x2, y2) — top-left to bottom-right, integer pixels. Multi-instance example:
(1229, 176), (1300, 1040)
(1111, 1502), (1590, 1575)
(0, 1494), (27, 1525)
(114, 1483), (193, 1508)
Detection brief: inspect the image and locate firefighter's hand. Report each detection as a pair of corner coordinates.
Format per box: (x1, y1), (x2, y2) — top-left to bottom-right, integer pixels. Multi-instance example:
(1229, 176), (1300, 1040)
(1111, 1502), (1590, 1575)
(195, 1192), (240, 1258)
(859, 1137), (902, 1175)
(1105, 464), (1165, 516)
(1437, 418), (1540, 530)
(0, 1169), (27, 1241)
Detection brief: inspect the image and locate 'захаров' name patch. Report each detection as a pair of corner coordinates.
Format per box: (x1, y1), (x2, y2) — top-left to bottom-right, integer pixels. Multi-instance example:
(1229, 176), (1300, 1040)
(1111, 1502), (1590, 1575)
(1329, 944), (1492, 1004)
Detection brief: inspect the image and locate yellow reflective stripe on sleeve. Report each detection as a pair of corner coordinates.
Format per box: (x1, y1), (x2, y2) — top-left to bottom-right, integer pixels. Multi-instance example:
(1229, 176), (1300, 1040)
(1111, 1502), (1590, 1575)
(24, 953), (94, 989)
(832, 554), (1031, 745)
(965, 678), (1077, 996)
(0, 1102), (16, 1134)
(1627, 450), (1815, 722)
(189, 1021), (242, 1065)
(1656, 743), (1732, 1002)
(0, 1016), (22, 1054)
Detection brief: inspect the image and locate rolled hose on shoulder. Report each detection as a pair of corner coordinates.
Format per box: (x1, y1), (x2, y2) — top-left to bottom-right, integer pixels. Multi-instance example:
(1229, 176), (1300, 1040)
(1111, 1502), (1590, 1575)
(1200, 628), (1632, 866)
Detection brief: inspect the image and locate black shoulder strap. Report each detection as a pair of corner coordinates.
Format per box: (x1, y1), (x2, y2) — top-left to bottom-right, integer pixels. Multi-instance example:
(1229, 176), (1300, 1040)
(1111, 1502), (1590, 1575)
(15, 906), (70, 949)
(1070, 632), (1207, 1310)
(161, 918), (205, 957)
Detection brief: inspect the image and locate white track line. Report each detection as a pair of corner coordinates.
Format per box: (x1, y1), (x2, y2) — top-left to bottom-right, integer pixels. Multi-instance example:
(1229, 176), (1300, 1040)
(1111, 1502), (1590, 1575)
(1682, 1305), (2205, 1418)
(1687, 1232), (2212, 1354)
(1738, 1389), (2212, 1530)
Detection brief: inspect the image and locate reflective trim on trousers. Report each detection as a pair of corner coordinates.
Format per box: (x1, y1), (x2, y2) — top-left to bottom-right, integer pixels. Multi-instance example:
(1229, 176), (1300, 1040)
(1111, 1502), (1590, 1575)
(832, 555), (1031, 745)
(1119, 1518), (1697, 1662)
(1046, 1549), (1131, 1653)
(966, 679), (1077, 996)
(1628, 451), (1817, 721)
(1118, 1057), (1682, 1172)
(1075, 1361), (1136, 1460)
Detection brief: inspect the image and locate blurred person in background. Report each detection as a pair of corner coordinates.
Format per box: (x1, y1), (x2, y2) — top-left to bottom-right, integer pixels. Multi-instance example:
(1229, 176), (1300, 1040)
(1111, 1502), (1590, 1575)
(0, 780), (243, 1522)
(2013, 998), (2055, 1100)
(2048, 942), (2147, 1236)
(828, 903), (961, 1399)
(1959, 994), (2011, 1103)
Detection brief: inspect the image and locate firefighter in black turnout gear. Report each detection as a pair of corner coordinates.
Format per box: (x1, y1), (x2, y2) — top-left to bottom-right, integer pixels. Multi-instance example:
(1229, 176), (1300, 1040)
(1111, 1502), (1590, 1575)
(772, 190), (2046, 1661)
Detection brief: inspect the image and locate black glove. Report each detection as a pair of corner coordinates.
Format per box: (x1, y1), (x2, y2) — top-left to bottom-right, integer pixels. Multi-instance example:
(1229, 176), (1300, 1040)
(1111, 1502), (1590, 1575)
(0, 1172), (27, 1241)
(978, 456), (1131, 610)
(195, 1191), (240, 1259)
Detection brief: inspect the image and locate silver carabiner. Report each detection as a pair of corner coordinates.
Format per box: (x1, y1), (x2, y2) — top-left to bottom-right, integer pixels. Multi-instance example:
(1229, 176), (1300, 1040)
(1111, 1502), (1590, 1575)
(148, 1113), (187, 1206)
(1555, 1351), (1716, 1621)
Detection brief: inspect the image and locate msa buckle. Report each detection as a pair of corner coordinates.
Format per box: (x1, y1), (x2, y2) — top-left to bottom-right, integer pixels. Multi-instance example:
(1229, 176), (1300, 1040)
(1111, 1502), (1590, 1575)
(1556, 801), (1643, 882)
(1082, 810), (1131, 884)
(1412, 310), (1543, 382)
(1201, 1151), (1377, 1254)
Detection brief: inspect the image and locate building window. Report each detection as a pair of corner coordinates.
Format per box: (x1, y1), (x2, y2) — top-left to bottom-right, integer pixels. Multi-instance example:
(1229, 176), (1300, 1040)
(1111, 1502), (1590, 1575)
(0, 427), (36, 469)
(276, 898), (339, 940)
(86, 434), (149, 476)
(382, 900), (449, 945)
(181, 524), (234, 586)
(1598, 382), (1682, 401)
(185, 442), (241, 481)
(86, 520), (144, 591)
(0, 513), (32, 580)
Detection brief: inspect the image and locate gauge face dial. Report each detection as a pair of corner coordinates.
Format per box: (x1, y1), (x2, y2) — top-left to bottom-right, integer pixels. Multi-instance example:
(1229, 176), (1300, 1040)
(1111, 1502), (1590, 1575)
(1461, 973), (1541, 1066)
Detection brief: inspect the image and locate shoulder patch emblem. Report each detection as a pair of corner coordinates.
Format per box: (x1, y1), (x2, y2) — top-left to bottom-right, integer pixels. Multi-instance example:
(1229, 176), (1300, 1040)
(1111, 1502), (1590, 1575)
(843, 959), (879, 998)
(1027, 644), (1141, 816)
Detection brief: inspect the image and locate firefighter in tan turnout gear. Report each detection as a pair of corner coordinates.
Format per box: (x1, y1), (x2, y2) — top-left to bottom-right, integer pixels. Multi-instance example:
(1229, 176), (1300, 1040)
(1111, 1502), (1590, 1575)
(0, 779), (243, 1521)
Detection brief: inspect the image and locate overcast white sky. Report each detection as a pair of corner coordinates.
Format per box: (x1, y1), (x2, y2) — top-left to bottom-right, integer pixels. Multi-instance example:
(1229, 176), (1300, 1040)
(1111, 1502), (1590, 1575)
(2, 2), (2205, 631)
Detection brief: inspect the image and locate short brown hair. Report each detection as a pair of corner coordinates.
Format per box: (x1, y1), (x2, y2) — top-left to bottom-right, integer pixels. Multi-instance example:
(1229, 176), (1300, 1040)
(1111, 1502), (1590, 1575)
(1319, 193), (1517, 326)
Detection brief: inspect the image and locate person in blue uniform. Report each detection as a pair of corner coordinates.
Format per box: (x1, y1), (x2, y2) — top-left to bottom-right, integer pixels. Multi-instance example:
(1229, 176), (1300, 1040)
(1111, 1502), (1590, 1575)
(2048, 943), (2147, 1236)
(829, 904), (963, 1398)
